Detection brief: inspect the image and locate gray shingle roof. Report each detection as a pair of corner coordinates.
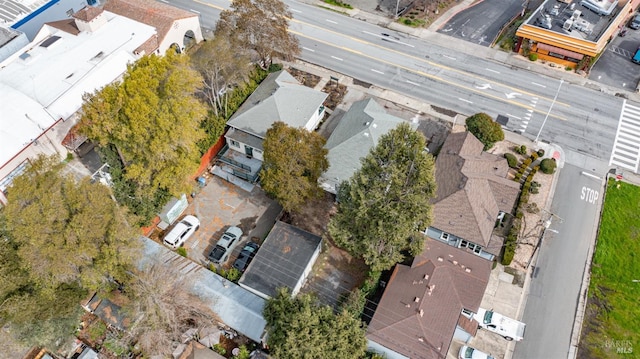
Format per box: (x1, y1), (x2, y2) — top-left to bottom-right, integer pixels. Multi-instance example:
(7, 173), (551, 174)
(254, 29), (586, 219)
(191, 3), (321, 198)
(227, 70), (328, 138)
(367, 239), (490, 359)
(320, 98), (410, 194)
(238, 221), (322, 299)
(431, 132), (519, 247)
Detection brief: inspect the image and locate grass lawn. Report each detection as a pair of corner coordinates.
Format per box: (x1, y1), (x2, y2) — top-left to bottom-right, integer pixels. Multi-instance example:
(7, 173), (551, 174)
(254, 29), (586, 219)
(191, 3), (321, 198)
(579, 180), (640, 358)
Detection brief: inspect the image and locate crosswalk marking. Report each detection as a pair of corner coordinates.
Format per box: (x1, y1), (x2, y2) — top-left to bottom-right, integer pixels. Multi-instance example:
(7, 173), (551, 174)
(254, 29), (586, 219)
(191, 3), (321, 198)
(609, 100), (640, 172)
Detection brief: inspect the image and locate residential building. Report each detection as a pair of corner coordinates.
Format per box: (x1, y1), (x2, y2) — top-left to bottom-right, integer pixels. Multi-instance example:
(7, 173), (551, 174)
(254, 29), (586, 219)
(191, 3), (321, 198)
(0, 1), (202, 204)
(216, 70), (327, 183)
(367, 238), (491, 359)
(515, 0), (640, 68)
(424, 131), (519, 261)
(3, 0), (90, 41)
(81, 292), (129, 330)
(238, 221), (322, 299)
(104, 0), (202, 55)
(319, 98), (408, 194)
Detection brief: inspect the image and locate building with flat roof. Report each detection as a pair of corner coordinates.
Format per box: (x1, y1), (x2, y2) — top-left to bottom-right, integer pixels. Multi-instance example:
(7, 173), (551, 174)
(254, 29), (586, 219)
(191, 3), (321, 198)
(516, 0), (640, 68)
(0, 8), (156, 203)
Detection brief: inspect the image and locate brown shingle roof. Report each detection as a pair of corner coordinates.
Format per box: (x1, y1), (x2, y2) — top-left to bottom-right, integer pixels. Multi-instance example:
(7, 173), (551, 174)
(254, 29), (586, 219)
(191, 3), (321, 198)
(104, 0), (196, 52)
(72, 6), (104, 22)
(44, 19), (80, 35)
(367, 239), (491, 359)
(431, 132), (519, 247)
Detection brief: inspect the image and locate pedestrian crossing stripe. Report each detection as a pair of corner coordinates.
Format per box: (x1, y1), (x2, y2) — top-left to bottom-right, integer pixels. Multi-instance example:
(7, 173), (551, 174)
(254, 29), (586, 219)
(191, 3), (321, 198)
(609, 100), (640, 172)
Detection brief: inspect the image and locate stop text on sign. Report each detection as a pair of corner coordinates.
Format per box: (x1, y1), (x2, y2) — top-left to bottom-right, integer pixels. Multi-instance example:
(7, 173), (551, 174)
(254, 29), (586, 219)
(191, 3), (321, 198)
(581, 186), (599, 204)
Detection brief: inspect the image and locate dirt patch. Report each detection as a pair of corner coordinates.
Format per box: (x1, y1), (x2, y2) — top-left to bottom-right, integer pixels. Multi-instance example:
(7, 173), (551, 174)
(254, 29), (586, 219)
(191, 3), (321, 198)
(430, 105), (458, 118)
(287, 67), (322, 88)
(322, 82), (349, 110)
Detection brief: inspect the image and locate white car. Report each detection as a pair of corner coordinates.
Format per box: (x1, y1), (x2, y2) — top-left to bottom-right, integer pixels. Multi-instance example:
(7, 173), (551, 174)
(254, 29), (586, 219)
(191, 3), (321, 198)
(459, 346), (494, 359)
(208, 226), (243, 264)
(163, 215), (200, 249)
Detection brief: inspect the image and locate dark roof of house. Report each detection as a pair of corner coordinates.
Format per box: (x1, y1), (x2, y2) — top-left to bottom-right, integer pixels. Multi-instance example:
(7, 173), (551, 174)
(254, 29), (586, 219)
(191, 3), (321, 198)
(226, 70), (328, 138)
(431, 131), (520, 247)
(239, 221), (322, 299)
(104, 0), (196, 51)
(45, 18), (81, 35)
(320, 98), (408, 194)
(82, 293), (129, 330)
(72, 6), (104, 22)
(367, 239), (490, 359)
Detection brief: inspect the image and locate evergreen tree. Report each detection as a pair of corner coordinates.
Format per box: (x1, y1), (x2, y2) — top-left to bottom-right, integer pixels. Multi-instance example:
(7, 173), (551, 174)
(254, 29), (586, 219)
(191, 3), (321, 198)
(465, 112), (504, 150)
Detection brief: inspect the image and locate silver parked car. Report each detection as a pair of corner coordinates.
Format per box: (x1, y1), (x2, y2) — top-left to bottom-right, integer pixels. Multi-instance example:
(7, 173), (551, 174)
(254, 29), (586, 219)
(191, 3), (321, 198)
(208, 226), (243, 264)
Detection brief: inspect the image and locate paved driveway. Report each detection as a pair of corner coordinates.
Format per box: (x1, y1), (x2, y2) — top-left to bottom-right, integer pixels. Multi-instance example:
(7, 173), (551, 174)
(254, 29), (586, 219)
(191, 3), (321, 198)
(590, 25), (640, 91)
(437, 0), (526, 46)
(182, 175), (281, 267)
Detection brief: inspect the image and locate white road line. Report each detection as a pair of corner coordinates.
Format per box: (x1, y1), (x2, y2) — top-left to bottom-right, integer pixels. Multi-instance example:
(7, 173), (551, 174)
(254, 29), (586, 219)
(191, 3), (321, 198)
(443, 55), (457, 60)
(190, 9), (200, 13)
(610, 99), (640, 172)
(371, 69), (385, 75)
(331, 56), (343, 61)
(506, 114), (521, 120)
(406, 80), (420, 86)
(302, 47), (315, 52)
(531, 82), (547, 88)
(485, 68), (500, 74)
(291, 8), (302, 13)
(458, 98), (473, 104)
(326, 19), (338, 24)
(159, 0), (168, 2)
(580, 171), (601, 180)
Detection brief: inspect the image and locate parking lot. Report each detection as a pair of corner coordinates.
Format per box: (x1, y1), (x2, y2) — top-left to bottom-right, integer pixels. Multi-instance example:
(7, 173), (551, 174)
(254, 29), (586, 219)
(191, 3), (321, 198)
(177, 175), (281, 268)
(590, 19), (640, 92)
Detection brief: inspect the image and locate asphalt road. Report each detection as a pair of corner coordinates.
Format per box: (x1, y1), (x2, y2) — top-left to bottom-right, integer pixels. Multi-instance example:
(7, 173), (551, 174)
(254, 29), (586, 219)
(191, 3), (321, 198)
(169, 0), (633, 171)
(513, 165), (603, 359)
(437, 0), (526, 46)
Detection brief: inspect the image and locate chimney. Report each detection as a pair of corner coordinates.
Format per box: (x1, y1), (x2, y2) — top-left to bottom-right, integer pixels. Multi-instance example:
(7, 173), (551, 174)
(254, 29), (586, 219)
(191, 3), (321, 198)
(414, 297), (420, 303)
(418, 337), (424, 342)
(465, 268), (472, 273)
(453, 260), (458, 265)
(424, 274), (429, 280)
(437, 257), (443, 262)
(405, 303), (411, 308)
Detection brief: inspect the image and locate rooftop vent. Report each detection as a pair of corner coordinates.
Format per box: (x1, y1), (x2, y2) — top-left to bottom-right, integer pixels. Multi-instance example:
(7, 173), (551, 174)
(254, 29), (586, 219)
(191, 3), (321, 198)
(453, 260), (458, 265)
(414, 297), (420, 303)
(465, 268), (472, 273)
(419, 309), (424, 317)
(437, 257), (443, 262)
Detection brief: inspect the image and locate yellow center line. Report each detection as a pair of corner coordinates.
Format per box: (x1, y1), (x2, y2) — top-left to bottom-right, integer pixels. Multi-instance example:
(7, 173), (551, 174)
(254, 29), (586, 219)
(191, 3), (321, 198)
(289, 18), (571, 109)
(291, 30), (568, 121)
(192, 0), (225, 11)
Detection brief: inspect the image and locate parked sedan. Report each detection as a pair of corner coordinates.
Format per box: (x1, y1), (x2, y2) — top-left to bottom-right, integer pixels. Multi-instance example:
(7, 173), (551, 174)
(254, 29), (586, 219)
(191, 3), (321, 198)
(628, 14), (640, 29)
(232, 242), (260, 272)
(208, 226), (243, 264)
(459, 345), (495, 359)
(163, 215), (200, 249)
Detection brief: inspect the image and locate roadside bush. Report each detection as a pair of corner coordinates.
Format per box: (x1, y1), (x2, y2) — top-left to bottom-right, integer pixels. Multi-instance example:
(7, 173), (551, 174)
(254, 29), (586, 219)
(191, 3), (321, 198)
(515, 145), (527, 155)
(514, 173), (522, 182)
(515, 210), (524, 219)
(176, 247), (187, 257)
(504, 153), (518, 168)
(530, 152), (539, 161)
(529, 53), (538, 61)
(502, 244), (515, 265)
(540, 158), (557, 174)
(523, 158), (532, 166)
(213, 344), (226, 356)
(537, 149), (545, 157)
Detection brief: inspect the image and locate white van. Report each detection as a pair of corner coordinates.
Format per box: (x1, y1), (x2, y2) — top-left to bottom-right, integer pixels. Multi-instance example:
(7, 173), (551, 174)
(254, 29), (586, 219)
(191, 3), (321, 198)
(163, 215), (200, 249)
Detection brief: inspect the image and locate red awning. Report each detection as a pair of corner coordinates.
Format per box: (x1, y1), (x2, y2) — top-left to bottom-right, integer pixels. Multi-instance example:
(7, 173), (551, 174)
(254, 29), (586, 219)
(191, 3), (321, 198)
(537, 43), (584, 60)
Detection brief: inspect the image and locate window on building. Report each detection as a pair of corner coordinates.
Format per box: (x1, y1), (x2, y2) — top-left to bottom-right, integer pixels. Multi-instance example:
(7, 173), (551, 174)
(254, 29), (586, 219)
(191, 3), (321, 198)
(230, 140), (240, 148)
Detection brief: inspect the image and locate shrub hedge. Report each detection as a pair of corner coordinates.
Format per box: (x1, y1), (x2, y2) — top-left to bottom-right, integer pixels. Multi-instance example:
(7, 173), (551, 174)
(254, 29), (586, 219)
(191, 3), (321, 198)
(540, 158), (557, 174)
(504, 153), (518, 168)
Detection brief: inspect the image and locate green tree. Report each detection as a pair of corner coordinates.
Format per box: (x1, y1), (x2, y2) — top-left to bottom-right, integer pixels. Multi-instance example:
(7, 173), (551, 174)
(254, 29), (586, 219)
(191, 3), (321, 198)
(1, 155), (140, 292)
(465, 112), (505, 150)
(263, 288), (367, 359)
(260, 122), (328, 213)
(80, 52), (207, 199)
(328, 123), (436, 271)
(216, 0), (300, 69)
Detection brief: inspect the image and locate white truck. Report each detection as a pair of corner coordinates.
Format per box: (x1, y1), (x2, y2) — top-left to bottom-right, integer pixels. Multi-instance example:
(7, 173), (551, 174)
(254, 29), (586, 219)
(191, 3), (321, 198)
(474, 308), (526, 341)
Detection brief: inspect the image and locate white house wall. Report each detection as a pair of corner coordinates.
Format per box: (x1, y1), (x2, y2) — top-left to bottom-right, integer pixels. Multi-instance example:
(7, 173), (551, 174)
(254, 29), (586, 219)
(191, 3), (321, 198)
(453, 326), (473, 343)
(225, 136), (264, 161)
(292, 242), (321, 297)
(159, 17), (203, 54)
(304, 106), (325, 132)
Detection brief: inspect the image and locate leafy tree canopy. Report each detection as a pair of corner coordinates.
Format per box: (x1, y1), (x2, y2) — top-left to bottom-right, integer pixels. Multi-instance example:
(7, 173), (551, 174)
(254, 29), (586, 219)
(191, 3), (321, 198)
(1, 155), (140, 292)
(263, 288), (367, 359)
(216, 0), (300, 69)
(328, 123), (437, 271)
(465, 112), (504, 150)
(80, 52), (207, 197)
(260, 122), (328, 213)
